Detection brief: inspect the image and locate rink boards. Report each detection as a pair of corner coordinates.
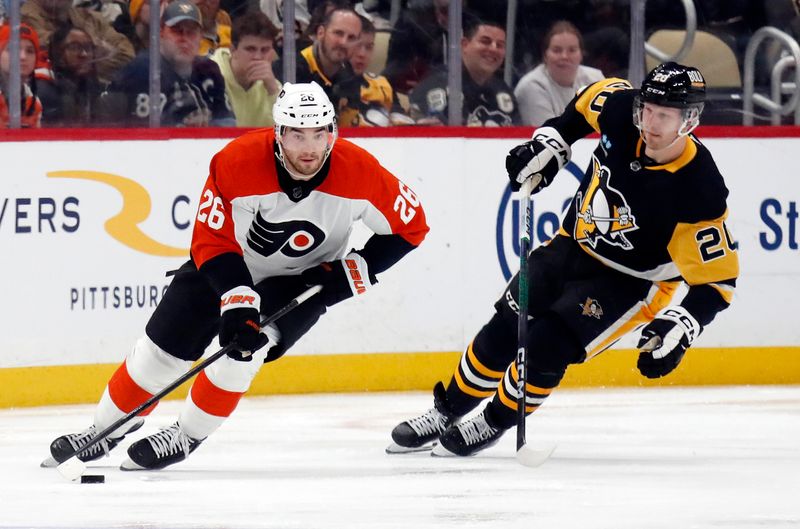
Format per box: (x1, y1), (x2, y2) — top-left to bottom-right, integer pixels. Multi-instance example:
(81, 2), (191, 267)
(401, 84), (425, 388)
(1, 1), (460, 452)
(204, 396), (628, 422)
(1, 128), (798, 407)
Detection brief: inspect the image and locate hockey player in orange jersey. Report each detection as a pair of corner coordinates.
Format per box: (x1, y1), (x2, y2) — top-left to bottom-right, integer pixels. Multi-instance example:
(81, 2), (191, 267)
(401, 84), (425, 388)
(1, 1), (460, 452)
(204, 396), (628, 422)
(44, 81), (429, 471)
(388, 62), (739, 457)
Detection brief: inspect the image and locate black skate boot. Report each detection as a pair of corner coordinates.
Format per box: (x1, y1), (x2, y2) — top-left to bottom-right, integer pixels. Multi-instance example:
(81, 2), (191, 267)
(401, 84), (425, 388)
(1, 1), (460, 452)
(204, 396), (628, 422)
(432, 406), (506, 457)
(386, 381), (460, 453)
(42, 418), (145, 467)
(120, 422), (203, 471)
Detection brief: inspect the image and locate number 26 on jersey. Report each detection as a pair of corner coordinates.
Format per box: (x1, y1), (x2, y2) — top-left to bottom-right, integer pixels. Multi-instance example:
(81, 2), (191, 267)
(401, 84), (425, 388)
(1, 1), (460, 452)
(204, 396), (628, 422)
(394, 182), (419, 224)
(197, 189), (226, 230)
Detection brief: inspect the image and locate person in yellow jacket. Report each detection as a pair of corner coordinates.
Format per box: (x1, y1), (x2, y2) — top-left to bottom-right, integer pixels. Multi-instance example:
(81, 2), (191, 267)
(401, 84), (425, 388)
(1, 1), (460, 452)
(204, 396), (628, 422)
(194, 0), (231, 56)
(211, 11), (280, 127)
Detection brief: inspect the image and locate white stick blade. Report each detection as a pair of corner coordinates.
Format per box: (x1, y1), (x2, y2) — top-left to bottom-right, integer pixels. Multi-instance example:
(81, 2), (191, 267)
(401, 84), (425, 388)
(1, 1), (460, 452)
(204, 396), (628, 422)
(516, 444), (555, 468)
(56, 457), (87, 481)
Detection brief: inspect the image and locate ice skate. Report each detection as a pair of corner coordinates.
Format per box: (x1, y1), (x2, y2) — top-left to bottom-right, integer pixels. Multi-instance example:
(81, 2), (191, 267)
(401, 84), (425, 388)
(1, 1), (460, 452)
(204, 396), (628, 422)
(121, 422), (203, 471)
(432, 407), (506, 457)
(386, 382), (460, 454)
(42, 418), (145, 467)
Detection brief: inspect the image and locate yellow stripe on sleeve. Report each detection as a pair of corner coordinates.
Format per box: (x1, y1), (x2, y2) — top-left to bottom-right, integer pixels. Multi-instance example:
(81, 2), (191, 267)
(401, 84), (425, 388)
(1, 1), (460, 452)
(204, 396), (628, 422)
(574, 78), (633, 132)
(668, 211), (739, 286)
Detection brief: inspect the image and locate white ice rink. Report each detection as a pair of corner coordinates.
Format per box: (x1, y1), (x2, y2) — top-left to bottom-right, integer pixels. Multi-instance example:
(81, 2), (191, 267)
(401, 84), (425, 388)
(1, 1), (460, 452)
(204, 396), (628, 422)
(2, 385), (799, 529)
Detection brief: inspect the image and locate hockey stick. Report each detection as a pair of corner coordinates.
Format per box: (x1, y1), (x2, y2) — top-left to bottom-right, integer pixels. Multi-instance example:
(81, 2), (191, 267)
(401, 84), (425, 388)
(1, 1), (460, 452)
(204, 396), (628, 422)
(514, 178), (555, 468)
(55, 284), (322, 482)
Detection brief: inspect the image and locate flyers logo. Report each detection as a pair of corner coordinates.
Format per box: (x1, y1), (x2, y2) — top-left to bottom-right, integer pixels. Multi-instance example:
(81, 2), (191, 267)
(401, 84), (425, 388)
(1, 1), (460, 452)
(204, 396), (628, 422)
(573, 157), (638, 250)
(246, 212), (325, 258)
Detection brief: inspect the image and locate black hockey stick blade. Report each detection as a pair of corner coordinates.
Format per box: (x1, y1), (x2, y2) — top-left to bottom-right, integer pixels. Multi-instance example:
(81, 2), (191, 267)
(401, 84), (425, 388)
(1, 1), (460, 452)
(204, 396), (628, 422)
(55, 285), (322, 481)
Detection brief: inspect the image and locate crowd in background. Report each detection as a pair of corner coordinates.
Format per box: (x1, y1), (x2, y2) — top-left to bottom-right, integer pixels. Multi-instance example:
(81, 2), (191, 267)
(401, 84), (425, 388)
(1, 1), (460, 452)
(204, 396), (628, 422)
(1, 0), (799, 129)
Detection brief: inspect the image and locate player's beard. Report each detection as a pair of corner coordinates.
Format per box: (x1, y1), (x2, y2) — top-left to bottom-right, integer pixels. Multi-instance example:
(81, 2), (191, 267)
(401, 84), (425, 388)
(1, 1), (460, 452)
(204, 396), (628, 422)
(283, 150), (324, 181)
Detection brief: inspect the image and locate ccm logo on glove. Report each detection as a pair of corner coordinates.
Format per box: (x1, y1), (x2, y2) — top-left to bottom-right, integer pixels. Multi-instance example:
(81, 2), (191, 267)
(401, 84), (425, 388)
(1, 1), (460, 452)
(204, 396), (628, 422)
(636, 305), (702, 379)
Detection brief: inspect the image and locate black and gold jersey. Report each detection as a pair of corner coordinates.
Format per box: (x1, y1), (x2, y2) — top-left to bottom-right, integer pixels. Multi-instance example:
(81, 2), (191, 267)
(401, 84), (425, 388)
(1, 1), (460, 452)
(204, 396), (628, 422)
(547, 78), (738, 325)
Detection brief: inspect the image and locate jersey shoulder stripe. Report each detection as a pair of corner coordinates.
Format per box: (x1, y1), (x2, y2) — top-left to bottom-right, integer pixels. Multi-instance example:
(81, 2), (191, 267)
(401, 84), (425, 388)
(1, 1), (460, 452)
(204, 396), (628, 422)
(574, 78), (633, 132)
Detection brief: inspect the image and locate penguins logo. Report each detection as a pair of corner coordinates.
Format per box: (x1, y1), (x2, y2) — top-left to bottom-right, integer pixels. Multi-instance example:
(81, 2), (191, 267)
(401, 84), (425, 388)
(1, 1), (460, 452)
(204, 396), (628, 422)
(573, 157), (638, 250)
(579, 297), (604, 319)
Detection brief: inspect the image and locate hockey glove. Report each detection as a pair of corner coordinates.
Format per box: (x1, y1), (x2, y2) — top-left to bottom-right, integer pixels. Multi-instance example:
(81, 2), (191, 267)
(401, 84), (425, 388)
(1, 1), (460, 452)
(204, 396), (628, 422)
(301, 252), (375, 307)
(505, 127), (571, 193)
(219, 286), (268, 361)
(637, 306), (702, 379)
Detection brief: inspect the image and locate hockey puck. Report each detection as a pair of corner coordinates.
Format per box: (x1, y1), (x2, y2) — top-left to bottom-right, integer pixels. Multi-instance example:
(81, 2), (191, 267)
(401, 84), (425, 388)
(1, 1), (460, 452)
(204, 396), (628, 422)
(80, 474), (105, 484)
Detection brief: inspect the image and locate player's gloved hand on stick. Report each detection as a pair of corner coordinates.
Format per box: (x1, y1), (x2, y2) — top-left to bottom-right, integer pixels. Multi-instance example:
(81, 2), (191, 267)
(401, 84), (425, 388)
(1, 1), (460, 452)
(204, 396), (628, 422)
(505, 126), (571, 193)
(219, 286), (268, 361)
(637, 306), (702, 378)
(301, 252), (375, 307)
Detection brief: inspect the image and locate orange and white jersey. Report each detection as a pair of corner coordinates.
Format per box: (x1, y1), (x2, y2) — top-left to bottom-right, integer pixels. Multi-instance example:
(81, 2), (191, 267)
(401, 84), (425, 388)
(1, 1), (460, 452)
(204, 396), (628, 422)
(191, 128), (429, 283)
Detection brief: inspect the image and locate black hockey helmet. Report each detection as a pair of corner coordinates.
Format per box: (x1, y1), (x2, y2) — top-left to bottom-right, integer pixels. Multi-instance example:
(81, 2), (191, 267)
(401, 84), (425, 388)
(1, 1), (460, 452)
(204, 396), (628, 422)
(638, 62), (706, 108)
(634, 62), (706, 137)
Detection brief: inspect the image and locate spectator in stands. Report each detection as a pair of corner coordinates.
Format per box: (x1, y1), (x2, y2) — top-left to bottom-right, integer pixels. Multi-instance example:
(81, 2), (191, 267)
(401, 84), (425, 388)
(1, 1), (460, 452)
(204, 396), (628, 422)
(301, 0), (350, 45)
(261, 0), (312, 36)
(193, 0), (233, 56)
(127, 0), (154, 53)
(211, 12), (281, 127)
(514, 20), (604, 126)
(0, 23), (43, 127)
(409, 15), (520, 126)
(98, 0), (233, 127)
(344, 15), (412, 126)
(21, 0), (134, 83)
(273, 6), (362, 121)
(38, 24), (106, 126)
(383, 0), (448, 94)
(74, 0), (135, 43)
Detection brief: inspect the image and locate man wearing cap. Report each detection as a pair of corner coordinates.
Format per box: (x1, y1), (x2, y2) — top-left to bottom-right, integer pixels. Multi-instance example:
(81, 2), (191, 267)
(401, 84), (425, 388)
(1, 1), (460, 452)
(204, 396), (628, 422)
(99, 0), (233, 127)
(21, 0), (134, 83)
(0, 23), (43, 127)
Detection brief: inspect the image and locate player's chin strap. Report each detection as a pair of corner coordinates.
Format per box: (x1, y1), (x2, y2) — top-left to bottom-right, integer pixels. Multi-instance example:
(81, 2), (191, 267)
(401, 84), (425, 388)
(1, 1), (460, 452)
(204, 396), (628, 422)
(274, 124), (338, 181)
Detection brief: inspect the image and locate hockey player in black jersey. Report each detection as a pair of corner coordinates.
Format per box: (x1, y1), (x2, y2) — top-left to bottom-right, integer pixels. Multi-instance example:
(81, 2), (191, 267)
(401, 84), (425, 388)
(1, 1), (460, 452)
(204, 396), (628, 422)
(388, 62), (739, 457)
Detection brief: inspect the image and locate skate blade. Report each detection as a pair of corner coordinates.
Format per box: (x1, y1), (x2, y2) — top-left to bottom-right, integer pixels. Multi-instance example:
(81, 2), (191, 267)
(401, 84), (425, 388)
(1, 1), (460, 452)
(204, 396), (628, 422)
(430, 443), (458, 457)
(385, 442), (434, 454)
(41, 456), (59, 468)
(119, 458), (146, 471)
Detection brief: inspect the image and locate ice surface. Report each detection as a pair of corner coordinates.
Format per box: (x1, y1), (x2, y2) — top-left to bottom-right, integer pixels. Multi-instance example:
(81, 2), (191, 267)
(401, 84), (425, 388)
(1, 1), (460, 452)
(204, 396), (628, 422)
(2, 385), (799, 529)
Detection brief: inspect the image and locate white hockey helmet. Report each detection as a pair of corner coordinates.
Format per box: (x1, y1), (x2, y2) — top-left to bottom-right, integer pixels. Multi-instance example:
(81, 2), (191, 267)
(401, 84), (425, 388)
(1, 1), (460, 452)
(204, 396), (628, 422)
(273, 82), (338, 179)
(273, 81), (337, 131)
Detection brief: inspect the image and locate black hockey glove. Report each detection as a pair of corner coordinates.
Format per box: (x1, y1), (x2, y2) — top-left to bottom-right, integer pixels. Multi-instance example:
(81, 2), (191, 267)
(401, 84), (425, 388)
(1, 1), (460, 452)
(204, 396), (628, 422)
(505, 126), (571, 193)
(637, 306), (702, 379)
(301, 252), (375, 307)
(219, 286), (268, 361)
